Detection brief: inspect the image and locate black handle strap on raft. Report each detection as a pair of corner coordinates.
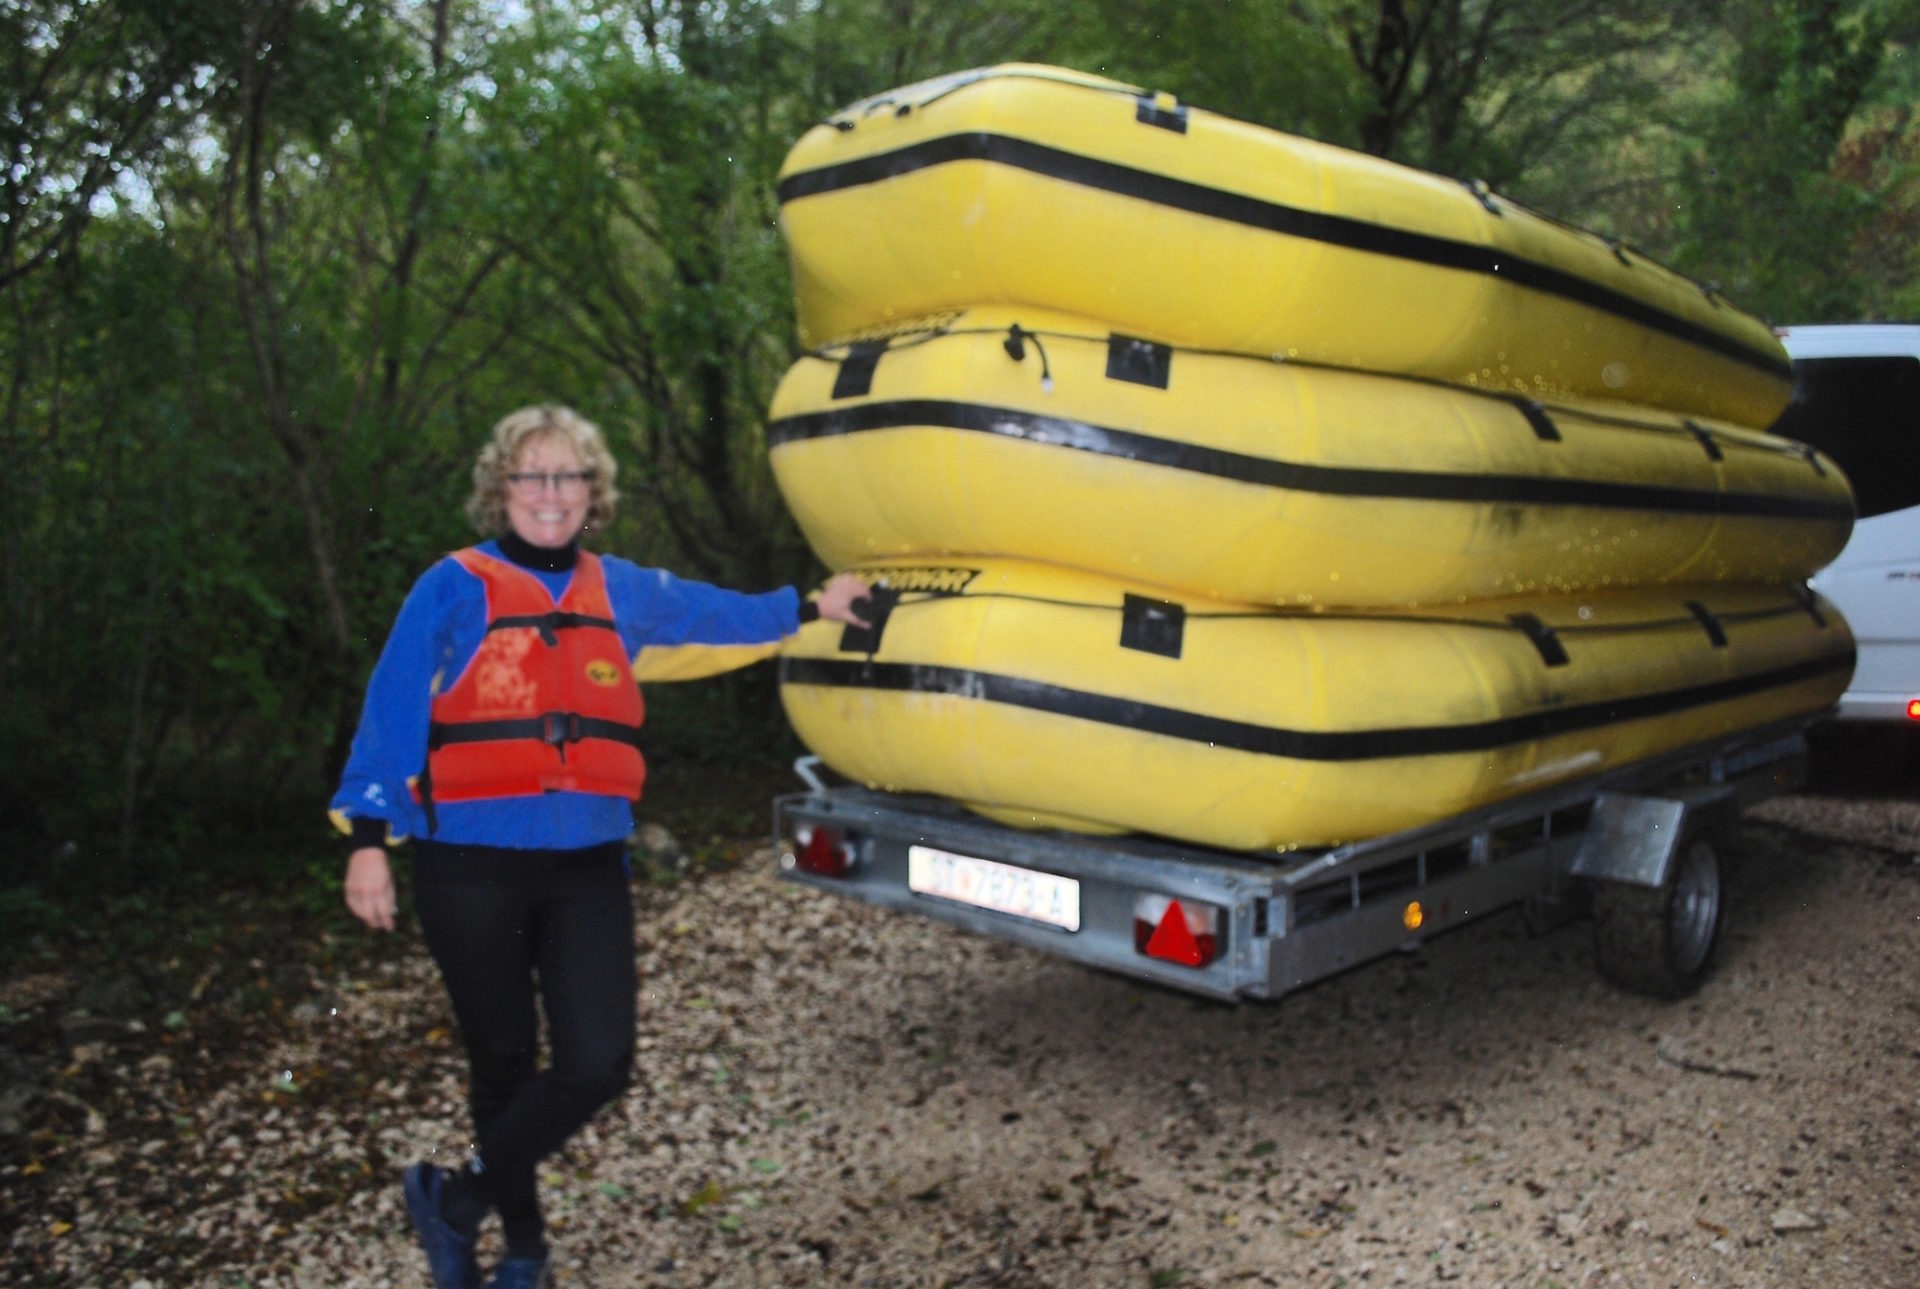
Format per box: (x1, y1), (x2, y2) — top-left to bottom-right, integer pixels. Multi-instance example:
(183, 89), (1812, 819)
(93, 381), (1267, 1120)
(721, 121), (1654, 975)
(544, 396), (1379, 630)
(832, 340), (889, 400)
(1508, 613), (1570, 667)
(1685, 600), (1729, 648)
(1135, 94), (1188, 133)
(1107, 333), (1172, 389)
(837, 585), (903, 656)
(1120, 594), (1186, 659)
(1683, 420), (1724, 462)
(1504, 396), (1562, 442)
(489, 611), (618, 648)
(1788, 584), (1828, 628)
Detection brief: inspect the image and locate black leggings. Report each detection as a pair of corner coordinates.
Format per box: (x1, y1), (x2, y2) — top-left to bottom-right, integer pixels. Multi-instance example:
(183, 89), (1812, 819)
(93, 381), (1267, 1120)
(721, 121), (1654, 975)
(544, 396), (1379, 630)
(413, 841), (636, 1248)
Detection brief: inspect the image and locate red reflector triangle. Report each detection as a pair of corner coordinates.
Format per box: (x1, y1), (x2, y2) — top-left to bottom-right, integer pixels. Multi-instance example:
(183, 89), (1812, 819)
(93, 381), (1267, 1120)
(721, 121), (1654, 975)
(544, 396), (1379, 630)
(1145, 900), (1204, 967)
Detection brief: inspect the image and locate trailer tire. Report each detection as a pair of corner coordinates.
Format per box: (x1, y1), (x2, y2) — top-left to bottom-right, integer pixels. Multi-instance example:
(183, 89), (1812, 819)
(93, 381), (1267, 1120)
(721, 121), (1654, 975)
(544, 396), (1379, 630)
(1591, 833), (1723, 998)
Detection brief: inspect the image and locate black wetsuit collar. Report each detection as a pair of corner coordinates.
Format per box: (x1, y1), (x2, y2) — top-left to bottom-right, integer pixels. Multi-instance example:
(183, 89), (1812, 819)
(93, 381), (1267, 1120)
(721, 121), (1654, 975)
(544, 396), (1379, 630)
(496, 530), (580, 572)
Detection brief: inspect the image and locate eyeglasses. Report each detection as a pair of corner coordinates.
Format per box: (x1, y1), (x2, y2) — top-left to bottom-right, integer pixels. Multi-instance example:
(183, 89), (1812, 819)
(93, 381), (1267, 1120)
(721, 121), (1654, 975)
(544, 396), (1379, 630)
(506, 470), (594, 494)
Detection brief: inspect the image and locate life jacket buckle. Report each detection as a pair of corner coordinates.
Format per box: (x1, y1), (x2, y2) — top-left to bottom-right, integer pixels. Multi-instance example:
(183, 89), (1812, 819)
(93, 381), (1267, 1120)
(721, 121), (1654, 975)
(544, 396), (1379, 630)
(540, 711), (580, 747)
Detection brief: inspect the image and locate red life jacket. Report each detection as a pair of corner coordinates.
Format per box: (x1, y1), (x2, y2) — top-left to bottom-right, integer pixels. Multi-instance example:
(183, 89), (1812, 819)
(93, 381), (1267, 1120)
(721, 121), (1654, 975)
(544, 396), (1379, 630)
(420, 547), (646, 807)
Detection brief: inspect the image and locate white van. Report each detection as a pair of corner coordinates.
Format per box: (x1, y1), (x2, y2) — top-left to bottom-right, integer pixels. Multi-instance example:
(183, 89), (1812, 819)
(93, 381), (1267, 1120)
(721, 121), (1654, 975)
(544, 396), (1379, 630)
(1773, 324), (1920, 723)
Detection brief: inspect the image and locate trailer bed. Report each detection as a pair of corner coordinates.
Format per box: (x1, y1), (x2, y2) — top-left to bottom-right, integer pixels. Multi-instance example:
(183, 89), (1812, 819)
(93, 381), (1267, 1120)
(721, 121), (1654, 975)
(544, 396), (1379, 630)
(775, 722), (1812, 1000)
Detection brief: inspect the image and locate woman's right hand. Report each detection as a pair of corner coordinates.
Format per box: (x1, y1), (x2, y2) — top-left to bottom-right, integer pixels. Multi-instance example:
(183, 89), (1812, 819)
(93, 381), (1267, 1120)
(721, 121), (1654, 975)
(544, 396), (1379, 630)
(345, 846), (397, 932)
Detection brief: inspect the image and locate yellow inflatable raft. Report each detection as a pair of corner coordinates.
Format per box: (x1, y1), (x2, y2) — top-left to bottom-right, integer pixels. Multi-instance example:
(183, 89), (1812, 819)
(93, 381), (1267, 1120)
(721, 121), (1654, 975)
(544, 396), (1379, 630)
(780, 559), (1854, 851)
(769, 308), (1851, 608)
(778, 65), (1792, 428)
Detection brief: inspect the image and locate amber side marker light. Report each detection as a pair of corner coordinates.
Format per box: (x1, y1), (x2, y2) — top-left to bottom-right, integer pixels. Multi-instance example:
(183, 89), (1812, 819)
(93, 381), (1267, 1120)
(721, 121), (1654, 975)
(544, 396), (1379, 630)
(1403, 901), (1425, 932)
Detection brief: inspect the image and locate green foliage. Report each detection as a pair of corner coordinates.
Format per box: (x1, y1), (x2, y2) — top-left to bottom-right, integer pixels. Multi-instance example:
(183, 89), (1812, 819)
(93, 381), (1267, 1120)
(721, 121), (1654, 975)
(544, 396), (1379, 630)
(1321, 0), (1721, 186)
(5, 0), (1918, 900)
(0, 0), (232, 287)
(1048, 0), (1367, 143)
(0, 884), (64, 972)
(1672, 0), (1907, 321)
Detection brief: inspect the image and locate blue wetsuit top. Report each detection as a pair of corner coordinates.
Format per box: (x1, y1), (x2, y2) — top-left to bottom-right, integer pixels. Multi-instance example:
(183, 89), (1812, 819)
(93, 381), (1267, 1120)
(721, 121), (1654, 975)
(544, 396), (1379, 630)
(330, 536), (803, 850)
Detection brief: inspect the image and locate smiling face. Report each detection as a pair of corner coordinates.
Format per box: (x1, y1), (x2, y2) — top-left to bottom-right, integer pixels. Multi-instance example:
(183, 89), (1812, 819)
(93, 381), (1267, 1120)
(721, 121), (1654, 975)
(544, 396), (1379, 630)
(504, 433), (591, 549)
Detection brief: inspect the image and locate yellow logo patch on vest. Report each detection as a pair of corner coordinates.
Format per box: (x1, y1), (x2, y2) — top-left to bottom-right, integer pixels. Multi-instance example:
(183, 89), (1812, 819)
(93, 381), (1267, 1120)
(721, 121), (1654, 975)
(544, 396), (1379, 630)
(584, 659), (624, 687)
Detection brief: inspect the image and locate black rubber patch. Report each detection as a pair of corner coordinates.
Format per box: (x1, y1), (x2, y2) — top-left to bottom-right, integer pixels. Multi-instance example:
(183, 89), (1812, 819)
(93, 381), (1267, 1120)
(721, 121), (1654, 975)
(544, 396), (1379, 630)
(1135, 96), (1189, 133)
(767, 399), (1853, 522)
(1107, 334), (1173, 389)
(831, 341), (887, 400)
(837, 585), (901, 654)
(1508, 613), (1570, 667)
(1121, 595), (1186, 658)
(1684, 420), (1725, 462)
(1686, 600), (1729, 648)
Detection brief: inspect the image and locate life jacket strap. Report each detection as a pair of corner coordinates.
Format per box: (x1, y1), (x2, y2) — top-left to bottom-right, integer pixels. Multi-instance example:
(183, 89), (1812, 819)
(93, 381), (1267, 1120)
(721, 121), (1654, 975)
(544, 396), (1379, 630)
(428, 711), (644, 753)
(487, 610), (618, 647)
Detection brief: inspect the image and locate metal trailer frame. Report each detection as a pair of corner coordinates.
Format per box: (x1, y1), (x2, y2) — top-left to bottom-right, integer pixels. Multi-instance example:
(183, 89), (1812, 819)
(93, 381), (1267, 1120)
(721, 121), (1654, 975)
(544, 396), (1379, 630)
(771, 719), (1813, 1001)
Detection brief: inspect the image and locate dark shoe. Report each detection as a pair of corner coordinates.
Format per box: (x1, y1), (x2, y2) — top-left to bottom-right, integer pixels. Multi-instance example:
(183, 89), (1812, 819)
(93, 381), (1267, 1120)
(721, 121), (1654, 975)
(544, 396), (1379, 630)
(485, 1252), (551, 1289)
(403, 1162), (480, 1289)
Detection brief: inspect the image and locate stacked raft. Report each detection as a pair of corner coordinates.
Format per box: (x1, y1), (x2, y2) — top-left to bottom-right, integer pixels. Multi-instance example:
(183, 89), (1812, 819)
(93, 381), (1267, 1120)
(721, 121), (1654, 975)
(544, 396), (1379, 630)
(768, 64), (1858, 851)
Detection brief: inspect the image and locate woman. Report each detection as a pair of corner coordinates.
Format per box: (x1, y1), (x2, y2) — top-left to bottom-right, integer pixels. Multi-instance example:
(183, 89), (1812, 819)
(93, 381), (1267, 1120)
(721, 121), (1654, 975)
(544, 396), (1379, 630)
(331, 405), (868, 1289)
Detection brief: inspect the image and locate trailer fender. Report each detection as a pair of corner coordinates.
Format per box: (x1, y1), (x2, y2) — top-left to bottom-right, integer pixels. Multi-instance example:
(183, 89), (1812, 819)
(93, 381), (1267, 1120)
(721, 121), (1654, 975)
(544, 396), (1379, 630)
(1569, 787), (1737, 889)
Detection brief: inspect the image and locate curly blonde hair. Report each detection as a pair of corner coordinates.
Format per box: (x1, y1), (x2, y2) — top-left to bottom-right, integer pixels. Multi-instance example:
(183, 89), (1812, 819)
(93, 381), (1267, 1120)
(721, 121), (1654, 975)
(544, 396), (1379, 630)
(465, 405), (621, 535)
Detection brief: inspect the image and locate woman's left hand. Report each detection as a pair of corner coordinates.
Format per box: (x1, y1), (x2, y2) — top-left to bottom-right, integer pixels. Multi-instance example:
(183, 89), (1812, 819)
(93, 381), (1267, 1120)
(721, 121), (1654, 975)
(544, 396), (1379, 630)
(814, 572), (874, 628)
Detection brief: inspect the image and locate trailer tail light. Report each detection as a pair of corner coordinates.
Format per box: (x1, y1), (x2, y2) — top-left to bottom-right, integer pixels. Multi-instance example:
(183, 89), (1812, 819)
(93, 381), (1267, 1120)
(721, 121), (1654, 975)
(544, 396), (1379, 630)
(1133, 894), (1223, 968)
(785, 823), (856, 878)
(1908, 699), (1920, 720)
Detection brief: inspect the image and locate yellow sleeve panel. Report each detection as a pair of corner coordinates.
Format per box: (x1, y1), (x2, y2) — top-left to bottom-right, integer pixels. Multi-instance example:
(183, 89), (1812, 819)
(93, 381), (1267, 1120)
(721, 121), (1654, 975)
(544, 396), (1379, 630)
(631, 639), (785, 682)
(328, 807), (410, 846)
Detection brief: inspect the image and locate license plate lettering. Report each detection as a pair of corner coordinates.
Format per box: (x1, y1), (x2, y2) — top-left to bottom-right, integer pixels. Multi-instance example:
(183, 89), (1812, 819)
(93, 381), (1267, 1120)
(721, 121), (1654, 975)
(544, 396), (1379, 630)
(907, 845), (1080, 932)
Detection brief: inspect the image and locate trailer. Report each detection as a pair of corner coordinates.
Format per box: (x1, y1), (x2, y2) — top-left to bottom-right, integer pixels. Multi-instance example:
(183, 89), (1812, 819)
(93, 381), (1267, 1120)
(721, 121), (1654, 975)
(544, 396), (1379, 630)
(773, 719), (1816, 1001)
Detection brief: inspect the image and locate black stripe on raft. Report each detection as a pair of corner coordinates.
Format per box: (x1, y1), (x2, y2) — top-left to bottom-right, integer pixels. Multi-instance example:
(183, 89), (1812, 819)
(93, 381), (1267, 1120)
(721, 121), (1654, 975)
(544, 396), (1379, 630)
(776, 133), (1792, 381)
(779, 651), (1856, 762)
(766, 400), (1854, 521)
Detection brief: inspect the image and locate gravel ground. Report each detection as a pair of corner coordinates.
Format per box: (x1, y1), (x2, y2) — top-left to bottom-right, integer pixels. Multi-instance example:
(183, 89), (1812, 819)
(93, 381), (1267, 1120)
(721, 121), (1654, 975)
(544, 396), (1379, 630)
(7, 787), (1920, 1287)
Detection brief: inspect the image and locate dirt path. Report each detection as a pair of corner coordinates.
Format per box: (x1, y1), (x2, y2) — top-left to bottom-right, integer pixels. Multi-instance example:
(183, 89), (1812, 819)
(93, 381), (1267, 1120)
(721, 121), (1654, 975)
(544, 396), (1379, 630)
(9, 793), (1920, 1287)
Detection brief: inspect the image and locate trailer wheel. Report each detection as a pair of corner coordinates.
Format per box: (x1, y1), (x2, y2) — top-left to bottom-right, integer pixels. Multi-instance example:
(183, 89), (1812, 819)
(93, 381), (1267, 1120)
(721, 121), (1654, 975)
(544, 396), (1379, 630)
(1591, 833), (1723, 998)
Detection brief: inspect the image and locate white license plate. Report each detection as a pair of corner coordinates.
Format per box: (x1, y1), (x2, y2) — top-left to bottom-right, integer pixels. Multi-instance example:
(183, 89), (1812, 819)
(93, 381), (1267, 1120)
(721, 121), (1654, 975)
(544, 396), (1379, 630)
(907, 845), (1081, 931)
